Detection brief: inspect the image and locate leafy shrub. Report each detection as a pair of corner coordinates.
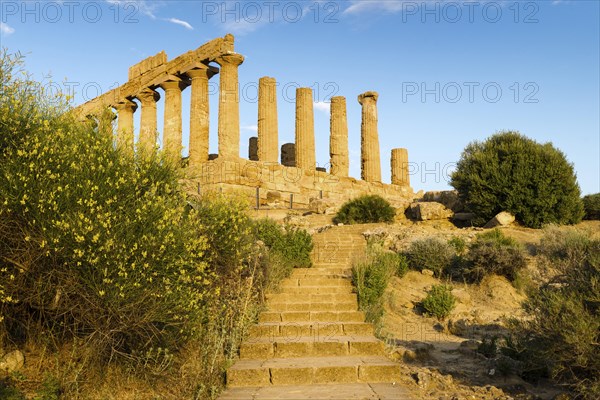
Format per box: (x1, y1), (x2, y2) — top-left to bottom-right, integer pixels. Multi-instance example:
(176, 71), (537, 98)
(406, 237), (455, 277)
(583, 193), (600, 220)
(536, 225), (591, 273)
(513, 236), (600, 398)
(251, 218), (312, 289)
(450, 131), (584, 228)
(421, 285), (456, 321)
(334, 195), (395, 225)
(352, 249), (404, 324)
(448, 236), (467, 255)
(459, 229), (526, 283)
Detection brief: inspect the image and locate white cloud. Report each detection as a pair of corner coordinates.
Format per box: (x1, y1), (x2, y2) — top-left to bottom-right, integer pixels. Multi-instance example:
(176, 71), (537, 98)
(242, 124), (258, 133)
(167, 18), (193, 30)
(314, 101), (330, 113)
(105, 0), (160, 19)
(0, 22), (15, 36)
(343, 0), (406, 15)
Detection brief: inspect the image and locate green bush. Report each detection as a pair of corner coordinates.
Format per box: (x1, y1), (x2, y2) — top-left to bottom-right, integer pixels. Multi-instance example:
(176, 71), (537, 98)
(536, 225), (591, 273)
(406, 237), (455, 277)
(352, 249), (404, 324)
(250, 218), (313, 290)
(583, 193), (600, 220)
(448, 236), (467, 255)
(421, 285), (456, 321)
(450, 131), (584, 228)
(334, 195), (395, 225)
(514, 236), (600, 398)
(459, 229), (526, 283)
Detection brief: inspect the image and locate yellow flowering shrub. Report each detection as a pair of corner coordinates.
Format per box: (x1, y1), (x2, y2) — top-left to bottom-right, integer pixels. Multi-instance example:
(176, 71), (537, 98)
(0, 51), (209, 360)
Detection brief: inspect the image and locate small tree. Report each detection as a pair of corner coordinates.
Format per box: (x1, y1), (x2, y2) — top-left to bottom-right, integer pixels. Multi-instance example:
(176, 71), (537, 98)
(450, 131), (584, 228)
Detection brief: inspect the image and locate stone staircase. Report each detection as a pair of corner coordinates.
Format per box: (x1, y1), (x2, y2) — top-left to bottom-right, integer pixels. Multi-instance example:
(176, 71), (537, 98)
(219, 225), (414, 399)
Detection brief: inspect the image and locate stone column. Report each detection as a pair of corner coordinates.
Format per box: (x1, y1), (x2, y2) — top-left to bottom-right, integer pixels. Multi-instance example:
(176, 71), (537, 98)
(295, 87), (315, 171)
(215, 53), (244, 159)
(329, 96), (349, 177)
(391, 148), (410, 186)
(137, 89), (160, 155)
(358, 91), (381, 182)
(187, 67), (217, 168)
(258, 76), (278, 163)
(115, 100), (137, 154)
(160, 79), (188, 164)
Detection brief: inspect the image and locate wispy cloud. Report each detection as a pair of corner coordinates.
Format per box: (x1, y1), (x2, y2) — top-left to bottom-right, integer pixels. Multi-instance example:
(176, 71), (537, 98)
(343, 0), (407, 15)
(105, 0), (161, 19)
(242, 124), (258, 133)
(314, 101), (330, 113)
(0, 22), (15, 36)
(166, 18), (193, 30)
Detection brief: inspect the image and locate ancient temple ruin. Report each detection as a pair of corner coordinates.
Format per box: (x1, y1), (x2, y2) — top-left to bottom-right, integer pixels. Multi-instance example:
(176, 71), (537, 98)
(74, 34), (413, 208)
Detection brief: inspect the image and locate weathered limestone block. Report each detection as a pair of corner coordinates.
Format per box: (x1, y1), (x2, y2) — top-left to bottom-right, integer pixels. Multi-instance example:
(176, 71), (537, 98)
(114, 100), (137, 156)
(216, 53), (244, 159)
(309, 198), (335, 214)
(266, 190), (282, 202)
(295, 88), (316, 171)
(409, 202), (454, 221)
(248, 137), (259, 161)
(128, 51), (167, 80)
(258, 76), (278, 162)
(391, 148), (410, 187)
(161, 79), (189, 163)
(422, 190), (463, 212)
(187, 66), (218, 167)
(281, 143), (296, 167)
(358, 91), (381, 183)
(484, 211), (515, 228)
(330, 96), (349, 177)
(0, 350), (24, 373)
(136, 89), (160, 155)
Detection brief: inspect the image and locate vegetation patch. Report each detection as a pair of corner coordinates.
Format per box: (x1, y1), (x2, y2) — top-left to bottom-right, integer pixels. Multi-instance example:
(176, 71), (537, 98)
(458, 229), (527, 283)
(334, 195), (395, 225)
(421, 284), (456, 321)
(406, 237), (455, 278)
(352, 245), (408, 326)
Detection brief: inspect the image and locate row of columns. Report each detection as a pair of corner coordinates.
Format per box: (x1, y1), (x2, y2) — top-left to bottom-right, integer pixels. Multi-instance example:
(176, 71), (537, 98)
(114, 53), (244, 165)
(254, 82), (409, 186)
(113, 52), (409, 186)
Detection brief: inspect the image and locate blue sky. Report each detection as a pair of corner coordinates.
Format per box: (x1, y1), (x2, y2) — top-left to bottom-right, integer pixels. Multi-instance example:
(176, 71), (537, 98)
(1, 0), (599, 194)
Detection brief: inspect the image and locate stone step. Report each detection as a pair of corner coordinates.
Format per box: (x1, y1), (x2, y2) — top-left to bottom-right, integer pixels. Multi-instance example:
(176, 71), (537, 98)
(266, 301), (357, 312)
(219, 382), (415, 400)
(310, 262), (355, 268)
(248, 322), (375, 338)
(226, 356), (402, 387)
(259, 311), (365, 323)
(240, 336), (384, 359)
(278, 286), (354, 295)
(290, 268), (351, 277)
(266, 292), (357, 304)
(280, 278), (353, 288)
